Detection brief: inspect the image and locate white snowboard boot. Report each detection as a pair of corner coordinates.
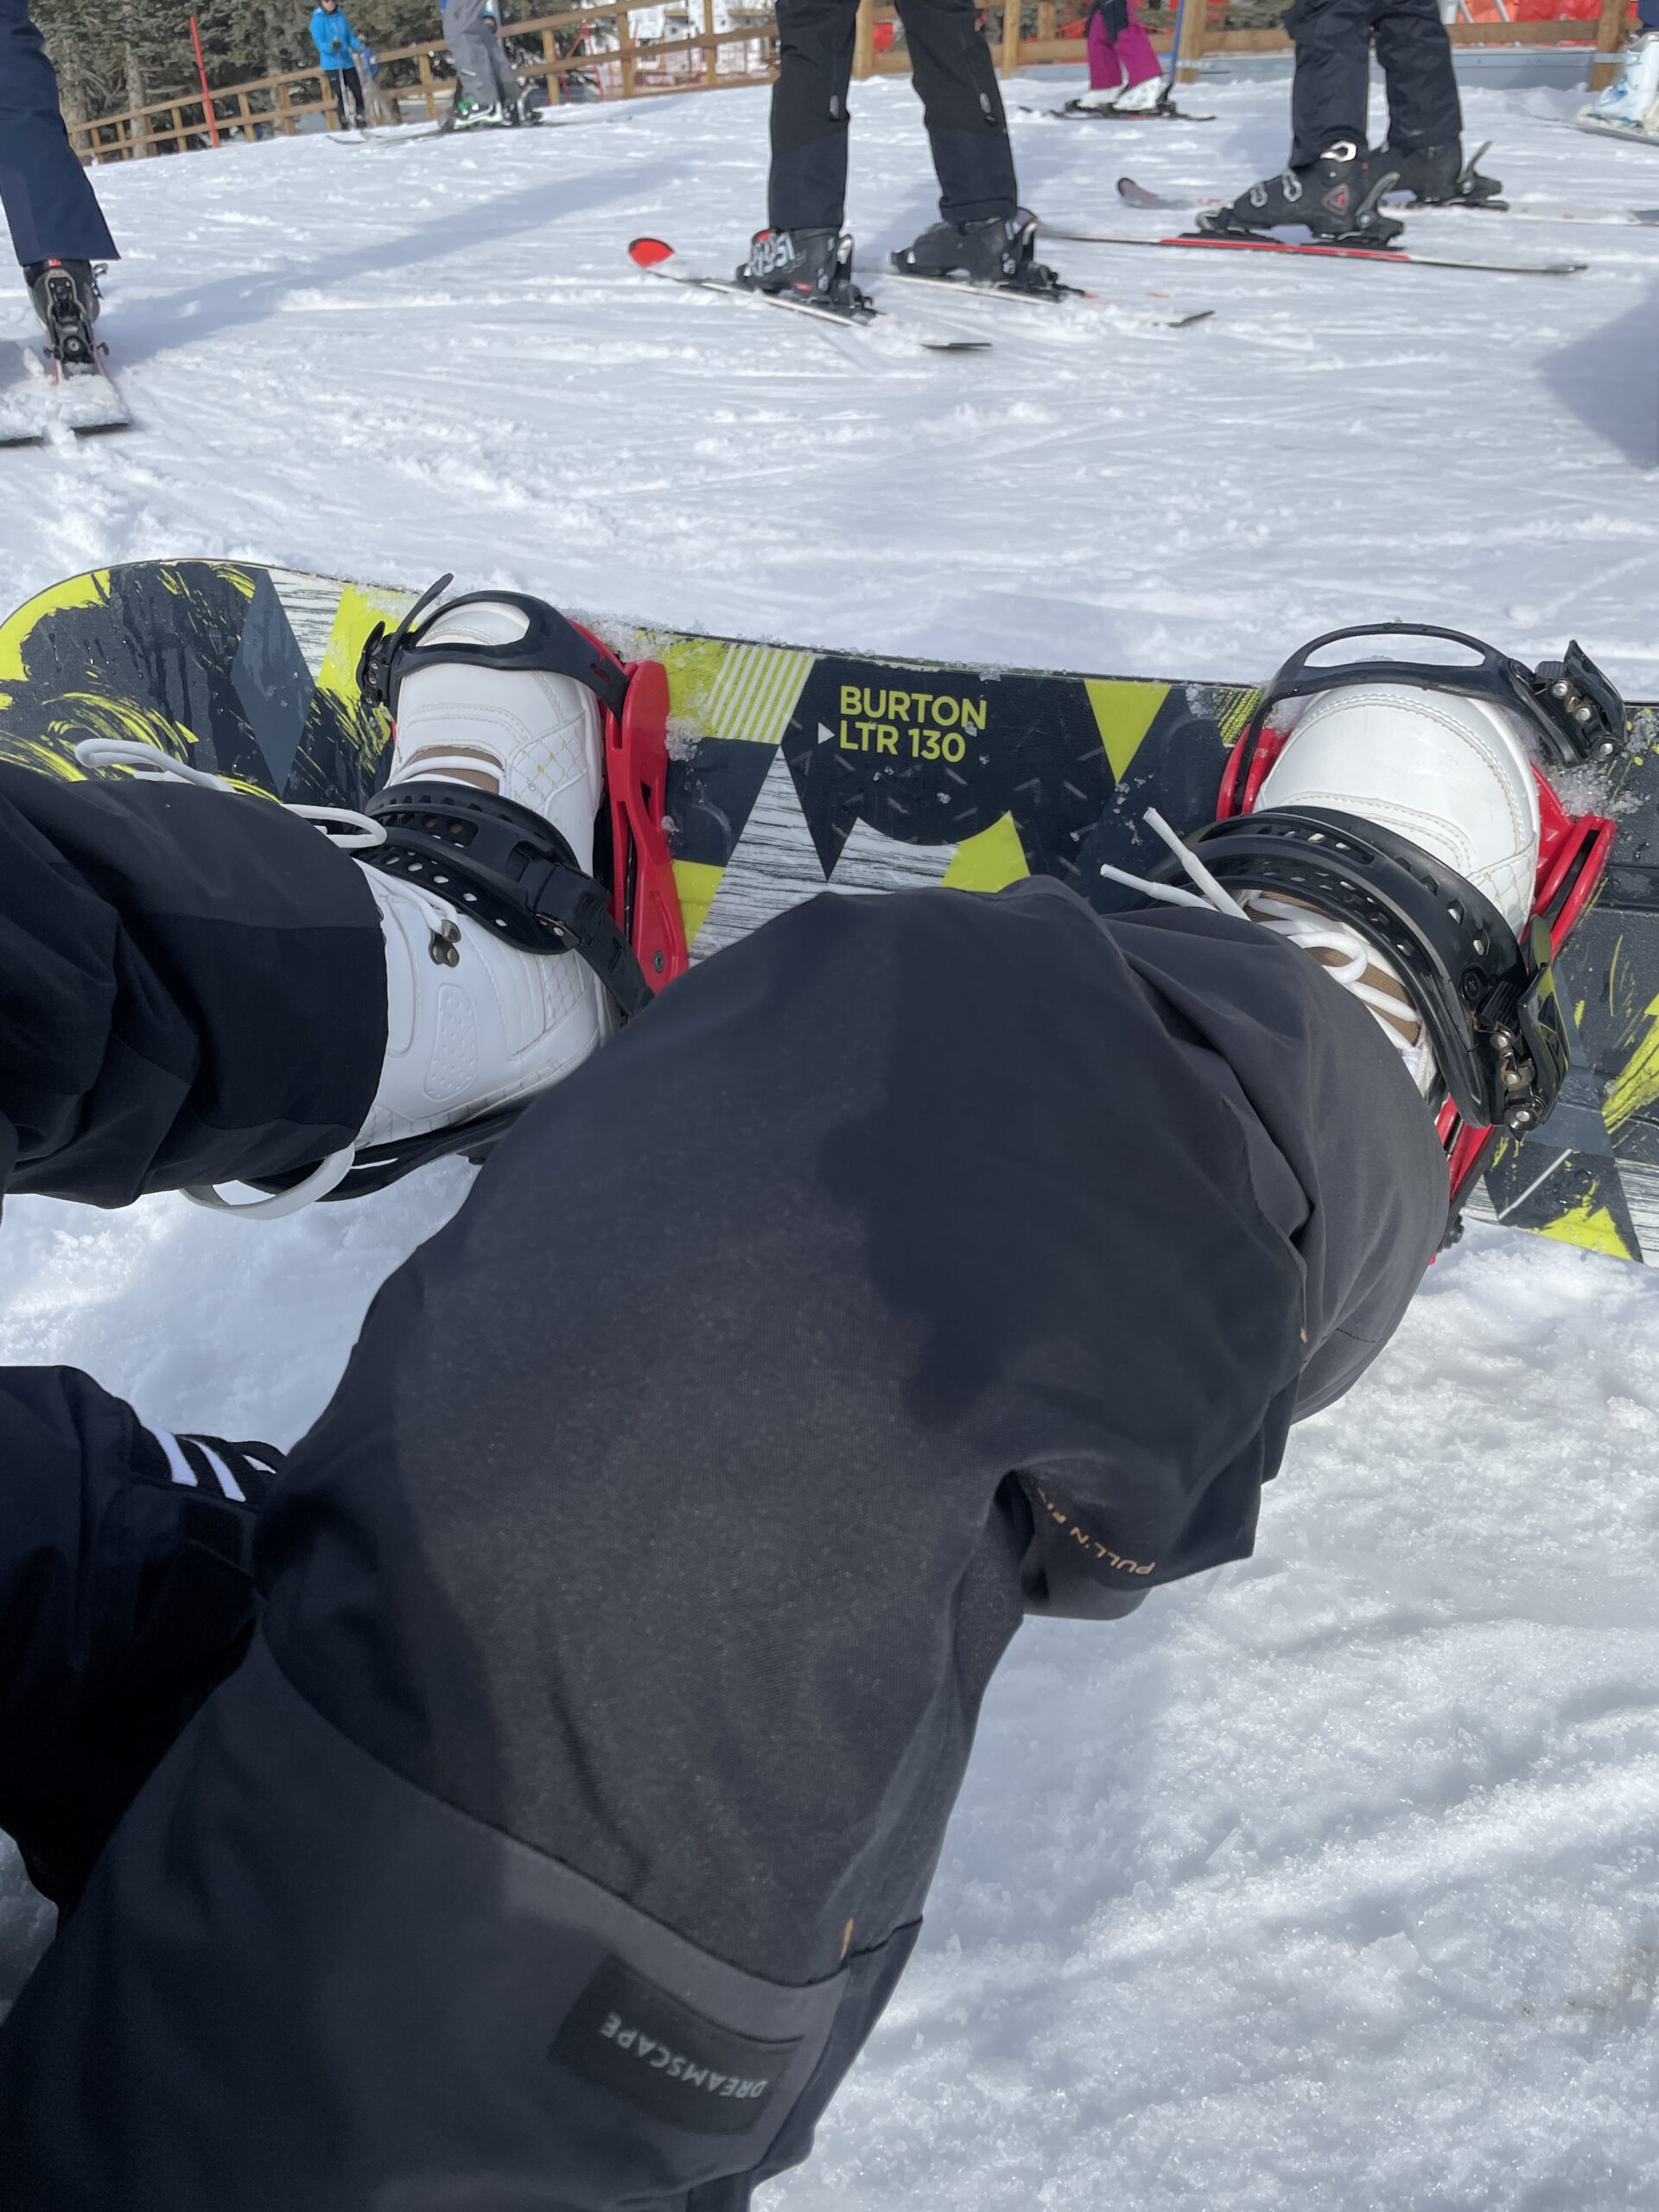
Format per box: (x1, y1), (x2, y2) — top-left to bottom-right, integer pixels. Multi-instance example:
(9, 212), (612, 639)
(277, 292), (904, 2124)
(1071, 73), (1166, 112)
(1109, 72), (1169, 112)
(1586, 32), (1659, 131)
(354, 596), (611, 1155)
(1240, 683), (1541, 1096)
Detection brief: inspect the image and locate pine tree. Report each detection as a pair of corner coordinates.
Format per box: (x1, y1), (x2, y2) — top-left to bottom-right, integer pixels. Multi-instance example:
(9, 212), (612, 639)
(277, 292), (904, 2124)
(34, 0), (492, 128)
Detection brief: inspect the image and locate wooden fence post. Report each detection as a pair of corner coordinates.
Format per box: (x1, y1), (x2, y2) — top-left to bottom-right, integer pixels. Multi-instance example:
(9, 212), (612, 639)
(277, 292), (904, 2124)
(1175, 0), (1207, 85)
(1000, 0), (1023, 74)
(854, 0), (876, 79)
(418, 49), (437, 118)
(620, 4), (638, 98)
(274, 77), (293, 134)
(1589, 0), (1630, 87)
(542, 27), (563, 103)
(702, 0), (719, 85)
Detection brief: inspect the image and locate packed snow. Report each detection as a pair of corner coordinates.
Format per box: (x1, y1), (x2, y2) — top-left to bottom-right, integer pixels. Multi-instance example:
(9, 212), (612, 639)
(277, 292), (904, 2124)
(3, 60), (1659, 2209)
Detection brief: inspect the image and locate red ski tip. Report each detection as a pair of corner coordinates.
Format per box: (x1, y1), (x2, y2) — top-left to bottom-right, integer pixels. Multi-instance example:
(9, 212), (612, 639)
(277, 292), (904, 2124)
(628, 238), (676, 269)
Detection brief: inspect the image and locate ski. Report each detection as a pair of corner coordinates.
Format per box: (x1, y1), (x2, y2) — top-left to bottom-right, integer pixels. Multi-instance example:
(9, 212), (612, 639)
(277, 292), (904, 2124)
(0, 400), (44, 448)
(888, 264), (1214, 327)
(1040, 221), (1586, 275)
(1574, 111), (1659, 149)
(1016, 101), (1217, 122)
(0, 344), (130, 442)
(0, 351), (44, 447)
(48, 355), (131, 435)
(887, 267), (1085, 304)
(626, 239), (993, 353)
(346, 110), (557, 144)
(1117, 172), (1659, 226)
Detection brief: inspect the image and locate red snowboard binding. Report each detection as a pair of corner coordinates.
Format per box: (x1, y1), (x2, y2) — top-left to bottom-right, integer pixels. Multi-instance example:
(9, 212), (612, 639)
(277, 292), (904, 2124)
(358, 575), (687, 1016)
(1213, 624), (1626, 1235)
(297, 579), (693, 1198)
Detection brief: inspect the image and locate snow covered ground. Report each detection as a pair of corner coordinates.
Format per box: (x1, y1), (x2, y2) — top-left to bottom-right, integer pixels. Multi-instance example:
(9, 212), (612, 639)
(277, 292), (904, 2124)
(3, 62), (1659, 2209)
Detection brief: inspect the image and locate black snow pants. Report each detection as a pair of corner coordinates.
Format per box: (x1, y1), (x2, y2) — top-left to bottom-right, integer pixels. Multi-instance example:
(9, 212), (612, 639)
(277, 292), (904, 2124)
(0, 0), (118, 267)
(327, 62), (367, 127)
(1285, 0), (1463, 168)
(768, 0), (1018, 231)
(0, 760), (1446, 2209)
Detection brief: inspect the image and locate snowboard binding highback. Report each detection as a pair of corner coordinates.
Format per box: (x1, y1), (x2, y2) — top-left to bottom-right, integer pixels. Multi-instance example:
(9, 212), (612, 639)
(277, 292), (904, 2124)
(1205, 622), (1629, 1241)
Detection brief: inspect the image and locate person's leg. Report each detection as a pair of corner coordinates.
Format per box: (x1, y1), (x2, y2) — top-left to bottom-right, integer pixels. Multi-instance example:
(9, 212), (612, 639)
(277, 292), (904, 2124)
(344, 63), (367, 123)
(0, 1366), (280, 1913)
(0, 766), (385, 1207)
(485, 27), (522, 109)
(1203, 0), (1401, 240)
(0, 874), (1444, 2208)
(0, 766), (379, 1915)
(0, 588), (621, 1936)
(445, 0), (500, 110)
(1285, 0), (1374, 164)
(0, 0), (118, 268)
(1373, 0), (1463, 156)
(894, 0), (1018, 223)
(766, 0), (859, 230)
(1086, 2), (1128, 90)
(1074, 0), (1162, 108)
(1116, 10), (1163, 86)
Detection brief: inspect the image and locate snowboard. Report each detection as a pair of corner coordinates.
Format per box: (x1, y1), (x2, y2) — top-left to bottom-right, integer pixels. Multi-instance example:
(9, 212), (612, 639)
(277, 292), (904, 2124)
(3, 558), (1658, 1267)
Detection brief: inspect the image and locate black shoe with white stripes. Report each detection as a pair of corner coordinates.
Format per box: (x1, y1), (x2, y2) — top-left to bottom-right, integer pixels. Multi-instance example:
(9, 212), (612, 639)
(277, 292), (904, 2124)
(142, 1426), (284, 1507)
(2, 1426), (284, 1910)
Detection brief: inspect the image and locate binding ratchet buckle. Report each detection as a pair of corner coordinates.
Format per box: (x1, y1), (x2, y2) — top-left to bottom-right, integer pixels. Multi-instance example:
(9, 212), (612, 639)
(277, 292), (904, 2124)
(266, 582), (690, 1200)
(1205, 622), (1632, 1243)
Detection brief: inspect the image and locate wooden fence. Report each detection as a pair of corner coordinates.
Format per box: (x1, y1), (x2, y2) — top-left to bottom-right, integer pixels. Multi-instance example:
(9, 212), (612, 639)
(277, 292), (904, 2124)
(68, 0), (1638, 163)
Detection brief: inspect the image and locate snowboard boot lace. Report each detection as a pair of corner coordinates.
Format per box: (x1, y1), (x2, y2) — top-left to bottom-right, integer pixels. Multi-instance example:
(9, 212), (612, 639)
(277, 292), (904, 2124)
(1099, 807), (1439, 1094)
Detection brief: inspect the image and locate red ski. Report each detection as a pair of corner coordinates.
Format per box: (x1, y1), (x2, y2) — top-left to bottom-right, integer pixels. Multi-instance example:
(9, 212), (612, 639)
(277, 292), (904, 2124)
(1039, 220), (1586, 276)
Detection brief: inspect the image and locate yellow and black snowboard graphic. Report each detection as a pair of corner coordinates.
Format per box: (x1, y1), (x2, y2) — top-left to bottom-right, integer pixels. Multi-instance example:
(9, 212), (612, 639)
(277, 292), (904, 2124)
(3, 558), (1656, 1266)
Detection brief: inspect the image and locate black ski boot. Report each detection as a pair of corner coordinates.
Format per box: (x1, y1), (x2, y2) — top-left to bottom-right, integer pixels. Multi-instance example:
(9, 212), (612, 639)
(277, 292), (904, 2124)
(889, 208), (1064, 296)
(1389, 138), (1504, 208)
(1196, 142), (1404, 246)
(25, 257), (102, 373)
(734, 227), (872, 316)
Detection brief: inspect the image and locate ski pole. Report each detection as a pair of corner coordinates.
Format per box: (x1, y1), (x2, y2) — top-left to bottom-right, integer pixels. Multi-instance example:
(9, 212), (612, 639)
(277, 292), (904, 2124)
(1164, 0), (1188, 90)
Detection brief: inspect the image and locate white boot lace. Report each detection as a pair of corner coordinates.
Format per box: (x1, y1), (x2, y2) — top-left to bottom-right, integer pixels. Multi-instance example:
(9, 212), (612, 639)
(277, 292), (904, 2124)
(1099, 808), (1437, 1093)
(73, 737), (466, 1217)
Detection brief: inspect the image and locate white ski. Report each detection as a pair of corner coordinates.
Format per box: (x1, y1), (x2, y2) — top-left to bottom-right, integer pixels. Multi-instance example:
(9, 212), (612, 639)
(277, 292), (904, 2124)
(0, 346), (130, 443)
(1043, 219), (1586, 276)
(626, 238), (993, 355)
(49, 359), (131, 435)
(1574, 110), (1659, 150)
(888, 264), (1214, 327)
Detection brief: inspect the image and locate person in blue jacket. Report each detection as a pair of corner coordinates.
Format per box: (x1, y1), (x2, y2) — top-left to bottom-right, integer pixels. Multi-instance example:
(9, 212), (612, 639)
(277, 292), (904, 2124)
(309, 0), (368, 129)
(0, 0), (116, 365)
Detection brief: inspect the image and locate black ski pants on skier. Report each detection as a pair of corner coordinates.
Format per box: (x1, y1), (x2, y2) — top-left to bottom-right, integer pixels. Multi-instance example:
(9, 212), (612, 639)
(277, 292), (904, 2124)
(0, 0), (118, 268)
(327, 63), (367, 127)
(1285, 0), (1463, 168)
(0, 758), (1446, 2209)
(769, 0), (1018, 231)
